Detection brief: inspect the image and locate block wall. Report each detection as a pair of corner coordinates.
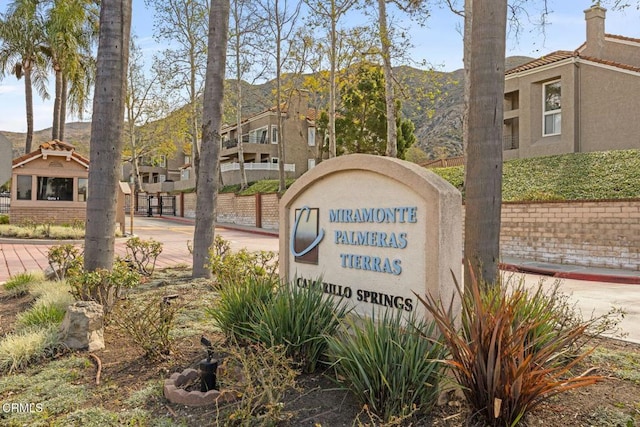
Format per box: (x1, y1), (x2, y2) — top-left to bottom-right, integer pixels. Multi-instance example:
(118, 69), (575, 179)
(500, 200), (640, 271)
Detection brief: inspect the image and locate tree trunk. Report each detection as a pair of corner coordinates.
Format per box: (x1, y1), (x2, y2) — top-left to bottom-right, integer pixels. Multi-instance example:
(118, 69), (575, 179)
(60, 77), (68, 141)
(192, 0), (230, 278)
(377, 0), (397, 158)
(236, 34), (248, 190)
(328, 0), (337, 158)
(23, 64), (34, 153)
(276, 25), (286, 193)
(52, 64), (63, 140)
(84, 0), (132, 272)
(463, 0), (507, 286)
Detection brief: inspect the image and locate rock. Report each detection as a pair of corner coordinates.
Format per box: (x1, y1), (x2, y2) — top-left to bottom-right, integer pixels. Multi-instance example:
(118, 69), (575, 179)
(60, 301), (105, 351)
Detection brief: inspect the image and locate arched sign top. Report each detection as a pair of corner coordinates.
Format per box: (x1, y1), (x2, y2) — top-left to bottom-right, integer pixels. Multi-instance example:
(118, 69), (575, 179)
(279, 154), (462, 321)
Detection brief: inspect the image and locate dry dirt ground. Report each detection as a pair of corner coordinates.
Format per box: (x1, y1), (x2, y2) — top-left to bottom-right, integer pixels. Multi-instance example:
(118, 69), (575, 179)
(1, 268), (639, 426)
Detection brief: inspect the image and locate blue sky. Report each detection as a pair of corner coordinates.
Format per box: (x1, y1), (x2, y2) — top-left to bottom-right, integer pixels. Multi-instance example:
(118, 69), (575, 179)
(1, 0), (639, 133)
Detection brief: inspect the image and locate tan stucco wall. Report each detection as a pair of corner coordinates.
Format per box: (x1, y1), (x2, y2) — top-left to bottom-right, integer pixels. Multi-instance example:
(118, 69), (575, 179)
(504, 59), (640, 159)
(10, 155), (88, 225)
(504, 61), (577, 159)
(579, 64), (640, 152)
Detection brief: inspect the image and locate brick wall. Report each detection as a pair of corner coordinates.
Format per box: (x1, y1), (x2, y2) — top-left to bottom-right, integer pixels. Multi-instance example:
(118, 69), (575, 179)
(500, 200), (640, 271)
(10, 206), (86, 225)
(260, 193), (280, 230)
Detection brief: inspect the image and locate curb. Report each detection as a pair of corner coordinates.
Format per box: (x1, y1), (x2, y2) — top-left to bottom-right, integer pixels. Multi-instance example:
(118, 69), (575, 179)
(500, 263), (640, 285)
(155, 215), (280, 238)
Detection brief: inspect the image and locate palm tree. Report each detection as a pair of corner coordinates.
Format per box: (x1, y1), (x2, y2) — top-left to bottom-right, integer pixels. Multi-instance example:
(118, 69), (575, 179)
(84, 0), (132, 272)
(0, 0), (50, 153)
(43, 0), (98, 141)
(464, 0), (508, 285)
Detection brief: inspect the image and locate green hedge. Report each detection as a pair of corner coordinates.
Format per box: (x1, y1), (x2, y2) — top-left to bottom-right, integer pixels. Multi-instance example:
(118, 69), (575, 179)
(431, 149), (640, 202)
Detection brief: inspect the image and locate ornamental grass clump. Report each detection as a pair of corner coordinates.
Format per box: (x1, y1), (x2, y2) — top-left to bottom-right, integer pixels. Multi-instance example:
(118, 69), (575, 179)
(206, 275), (277, 342)
(250, 279), (351, 373)
(2, 271), (43, 297)
(416, 269), (601, 426)
(208, 277), (350, 373)
(326, 310), (447, 422)
(0, 326), (60, 373)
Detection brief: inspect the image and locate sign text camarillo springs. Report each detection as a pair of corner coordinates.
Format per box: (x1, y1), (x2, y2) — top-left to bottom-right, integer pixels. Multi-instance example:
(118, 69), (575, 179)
(330, 206), (417, 276)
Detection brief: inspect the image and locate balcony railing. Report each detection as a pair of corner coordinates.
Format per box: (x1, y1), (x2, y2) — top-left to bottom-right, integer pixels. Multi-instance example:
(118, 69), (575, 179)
(503, 135), (519, 150)
(220, 162), (295, 173)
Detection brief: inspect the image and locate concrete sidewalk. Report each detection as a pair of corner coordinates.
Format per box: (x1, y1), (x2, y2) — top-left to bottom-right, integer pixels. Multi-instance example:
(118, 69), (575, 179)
(1, 215), (639, 342)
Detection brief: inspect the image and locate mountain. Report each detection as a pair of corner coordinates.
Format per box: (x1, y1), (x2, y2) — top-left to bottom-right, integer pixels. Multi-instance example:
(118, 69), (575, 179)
(1, 122), (92, 159)
(1, 56), (534, 161)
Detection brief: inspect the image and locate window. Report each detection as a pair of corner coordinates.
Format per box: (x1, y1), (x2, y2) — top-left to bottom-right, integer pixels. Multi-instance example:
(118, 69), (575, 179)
(37, 177), (74, 201)
(271, 125), (278, 144)
(78, 178), (88, 202)
(308, 127), (316, 146)
(17, 175), (32, 200)
(249, 127), (269, 144)
(308, 159), (316, 170)
(543, 81), (561, 136)
(271, 157), (279, 164)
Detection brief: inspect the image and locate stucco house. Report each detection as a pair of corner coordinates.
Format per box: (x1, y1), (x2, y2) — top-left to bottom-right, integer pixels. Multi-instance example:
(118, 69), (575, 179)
(503, 5), (640, 160)
(10, 140), (89, 225)
(218, 90), (320, 186)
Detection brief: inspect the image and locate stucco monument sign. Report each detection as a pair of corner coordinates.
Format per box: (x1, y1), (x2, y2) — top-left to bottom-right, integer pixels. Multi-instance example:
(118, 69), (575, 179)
(280, 154), (462, 319)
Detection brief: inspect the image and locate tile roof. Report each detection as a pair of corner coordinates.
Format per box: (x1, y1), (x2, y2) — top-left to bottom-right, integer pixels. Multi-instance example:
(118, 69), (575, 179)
(505, 45), (640, 76)
(606, 33), (640, 44)
(39, 139), (75, 152)
(12, 140), (90, 168)
(505, 51), (577, 75)
(579, 54), (640, 74)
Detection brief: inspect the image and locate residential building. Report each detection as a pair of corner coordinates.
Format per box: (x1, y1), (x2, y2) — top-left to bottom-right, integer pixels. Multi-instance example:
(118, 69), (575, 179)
(218, 90), (320, 186)
(503, 5), (640, 160)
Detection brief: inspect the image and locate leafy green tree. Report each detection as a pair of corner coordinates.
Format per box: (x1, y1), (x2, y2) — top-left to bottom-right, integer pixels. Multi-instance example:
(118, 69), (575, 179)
(0, 0), (49, 153)
(42, 0), (98, 141)
(124, 38), (177, 191)
(335, 63), (415, 159)
(304, 0), (358, 158)
(255, 0), (303, 192)
(146, 0), (209, 188)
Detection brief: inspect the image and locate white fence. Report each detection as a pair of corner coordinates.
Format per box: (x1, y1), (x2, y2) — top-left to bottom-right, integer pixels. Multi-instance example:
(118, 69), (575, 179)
(220, 162), (295, 173)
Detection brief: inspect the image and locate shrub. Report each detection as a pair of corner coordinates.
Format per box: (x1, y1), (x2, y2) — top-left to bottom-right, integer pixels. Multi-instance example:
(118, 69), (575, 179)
(111, 296), (181, 360)
(47, 244), (83, 280)
(222, 343), (299, 425)
(207, 276), (276, 342)
(416, 269), (601, 426)
(209, 238), (278, 286)
(67, 260), (141, 314)
(0, 326), (60, 373)
(0, 214), (8, 224)
(327, 310), (447, 422)
(2, 271), (43, 297)
(125, 236), (163, 276)
(250, 279), (352, 373)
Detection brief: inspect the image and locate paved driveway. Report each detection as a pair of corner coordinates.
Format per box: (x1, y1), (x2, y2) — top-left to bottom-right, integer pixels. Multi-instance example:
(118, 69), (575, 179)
(0, 217), (278, 283)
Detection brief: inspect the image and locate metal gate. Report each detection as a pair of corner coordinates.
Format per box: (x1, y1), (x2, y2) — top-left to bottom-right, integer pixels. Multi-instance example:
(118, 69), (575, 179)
(131, 193), (177, 216)
(0, 195), (9, 214)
